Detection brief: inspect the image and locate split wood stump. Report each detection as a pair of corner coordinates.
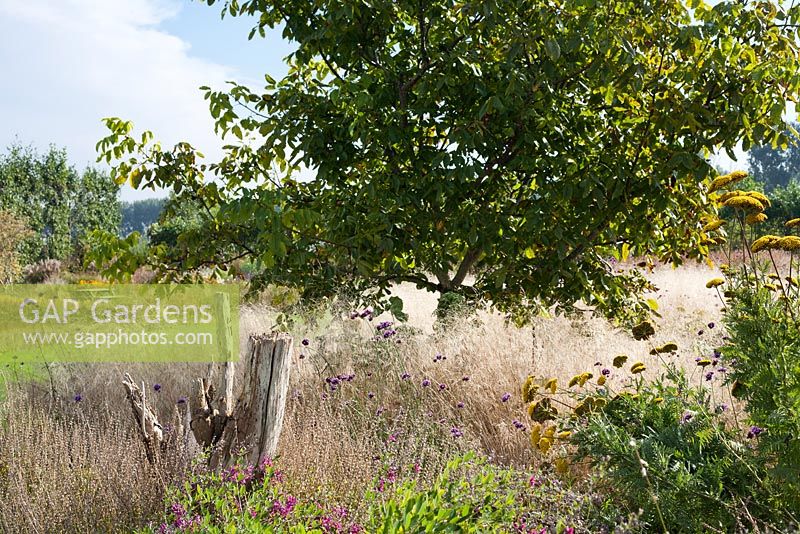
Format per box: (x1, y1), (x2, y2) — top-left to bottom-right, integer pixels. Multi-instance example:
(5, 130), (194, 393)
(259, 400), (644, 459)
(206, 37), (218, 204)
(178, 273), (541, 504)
(123, 332), (293, 470)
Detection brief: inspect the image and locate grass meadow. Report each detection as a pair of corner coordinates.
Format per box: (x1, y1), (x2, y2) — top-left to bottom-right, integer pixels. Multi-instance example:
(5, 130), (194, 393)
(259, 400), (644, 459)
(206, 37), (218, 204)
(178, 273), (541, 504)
(0, 261), (741, 532)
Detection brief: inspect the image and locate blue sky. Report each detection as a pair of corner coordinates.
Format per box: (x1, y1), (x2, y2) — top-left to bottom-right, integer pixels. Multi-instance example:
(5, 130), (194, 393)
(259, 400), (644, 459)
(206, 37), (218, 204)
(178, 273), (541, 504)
(0, 0), (294, 201)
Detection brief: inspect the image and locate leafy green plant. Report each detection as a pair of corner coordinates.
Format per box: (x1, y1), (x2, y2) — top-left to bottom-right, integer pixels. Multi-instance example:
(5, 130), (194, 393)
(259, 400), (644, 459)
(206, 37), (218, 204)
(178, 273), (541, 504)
(93, 0), (800, 325)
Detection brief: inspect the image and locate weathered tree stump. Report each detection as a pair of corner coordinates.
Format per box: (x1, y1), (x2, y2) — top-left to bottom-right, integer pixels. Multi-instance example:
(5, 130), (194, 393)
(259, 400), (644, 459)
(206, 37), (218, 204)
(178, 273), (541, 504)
(123, 332), (292, 469)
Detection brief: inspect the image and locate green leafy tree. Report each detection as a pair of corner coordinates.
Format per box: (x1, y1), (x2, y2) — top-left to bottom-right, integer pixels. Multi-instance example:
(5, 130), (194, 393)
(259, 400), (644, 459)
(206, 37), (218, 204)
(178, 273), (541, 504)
(0, 144), (120, 265)
(747, 121), (800, 191)
(120, 198), (167, 236)
(94, 0), (800, 323)
(71, 167), (121, 262)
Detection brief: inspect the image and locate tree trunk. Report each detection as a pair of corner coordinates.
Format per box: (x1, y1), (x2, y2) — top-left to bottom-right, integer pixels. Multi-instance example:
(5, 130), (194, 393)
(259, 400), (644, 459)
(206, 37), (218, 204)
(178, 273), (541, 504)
(123, 332), (293, 470)
(204, 332), (292, 469)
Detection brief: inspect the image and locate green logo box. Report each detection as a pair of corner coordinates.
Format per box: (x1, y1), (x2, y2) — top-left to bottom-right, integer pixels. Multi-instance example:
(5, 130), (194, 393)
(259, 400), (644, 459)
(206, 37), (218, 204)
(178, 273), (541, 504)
(0, 284), (240, 363)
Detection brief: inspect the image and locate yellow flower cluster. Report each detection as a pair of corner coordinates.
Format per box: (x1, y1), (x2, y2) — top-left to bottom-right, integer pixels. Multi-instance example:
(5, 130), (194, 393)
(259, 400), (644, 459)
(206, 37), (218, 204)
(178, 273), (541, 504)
(778, 236), (800, 251)
(521, 375), (538, 403)
(745, 213), (768, 225)
(706, 278), (724, 288)
(750, 235), (781, 253)
(630, 362), (646, 374)
(612, 354), (628, 368)
(568, 372), (593, 388)
(708, 170), (748, 193)
(786, 218), (800, 228)
(723, 195), (765, 212)
(649, 342), (679, 355)
(702, 219), (726, 232)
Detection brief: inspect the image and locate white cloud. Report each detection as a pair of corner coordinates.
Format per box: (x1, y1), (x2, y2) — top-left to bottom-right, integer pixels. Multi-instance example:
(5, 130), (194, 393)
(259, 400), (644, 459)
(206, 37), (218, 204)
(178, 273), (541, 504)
(0, 0), (237, 200)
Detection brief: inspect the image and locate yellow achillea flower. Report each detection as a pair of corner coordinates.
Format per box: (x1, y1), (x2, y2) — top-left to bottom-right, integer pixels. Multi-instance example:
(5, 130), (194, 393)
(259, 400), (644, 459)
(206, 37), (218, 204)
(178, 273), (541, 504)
(787, 277), (798, 287)
(786, 218), (800, 228)
(578, 372), (593, 386)
(777, 236), (800, 251)
(768, 273), (780, 280)
(653, 397), (664, 404)
(697, 359), (712, 367)
(717, 189), (745, 203)
(764, 283), (778, 291)
(702, 219), (726, 232)
(544, 426), (556, 438)
(745, 191), (771, 208)
(530, 423), (542, 447)
(650, 342), (679, 355)
(706, 278), (724, 289)
(597, 376), (606, 386)
(632, 321), (655, 341)
(751, 235), (781, 253)
(538, 437), (552, 453)
(555, 457), (569, 474)
(568, 374), (581, 388)
(544, 378), (557, 394)
(723, 195), (764, 212)
(745, 213), (768, 225)
(593, 397), (607, 409)
(521, 376), (538, 403)
(709, 171), (746, 192)
(557, 430), (571, 439)
(630, 362), (646, 374)
(613, 354), (628, 368)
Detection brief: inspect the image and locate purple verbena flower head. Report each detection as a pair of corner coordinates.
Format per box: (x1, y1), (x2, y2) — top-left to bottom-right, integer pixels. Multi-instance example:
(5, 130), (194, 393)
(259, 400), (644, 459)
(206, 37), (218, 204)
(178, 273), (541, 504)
(747, 425), (764, 439)
(438, 383), (446, 391)
(400, 372), (411, 380)
(368, 392), (375, 399)
(501, 392), (511, 402)
(74, 394), (82, 402)
(450, 427), (463, 438)
(302, 338), (310, 346)
(462, 375), (470, 381)
(457, 401), (465, 409)
(705, 371), (714, 381)
(177, 396), (187, 405)
(421, 379), (431, 387)
(153, 383), (161, 392)
(601, 368), (611, 376)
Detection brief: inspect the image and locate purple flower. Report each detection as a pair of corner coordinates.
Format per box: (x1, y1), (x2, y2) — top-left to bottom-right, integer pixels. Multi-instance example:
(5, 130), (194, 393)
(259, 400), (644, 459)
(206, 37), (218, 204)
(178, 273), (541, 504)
(698, 329), (704, 336)
(708, 322), (715, 329)
(421, 379), (431, 387)
(302, 338), (310, 346)
(74, 394), (82, 402)
(747, 425), (764, 439)
(716, 403), (728, 413)
(299, 353), (306, 359)
(462, 375), (470, 381)
(501, 392), (511, 402)
(512, 419), (526, 430)
(401, 372), (411, 380)
(377, 321), (393, 331)
(438, 383), (446, 391)
(457, 401), (465, 409)
(450, 427), (463, 438)
(601, 368), (611, 376)
(368, 392), (375, 399)
(680, 411), (695, 424)
(153, 383), (162, 392)
(717, 366), (727, 373)
(177, 396), (187, 405)
(705, 371), (714, 381)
